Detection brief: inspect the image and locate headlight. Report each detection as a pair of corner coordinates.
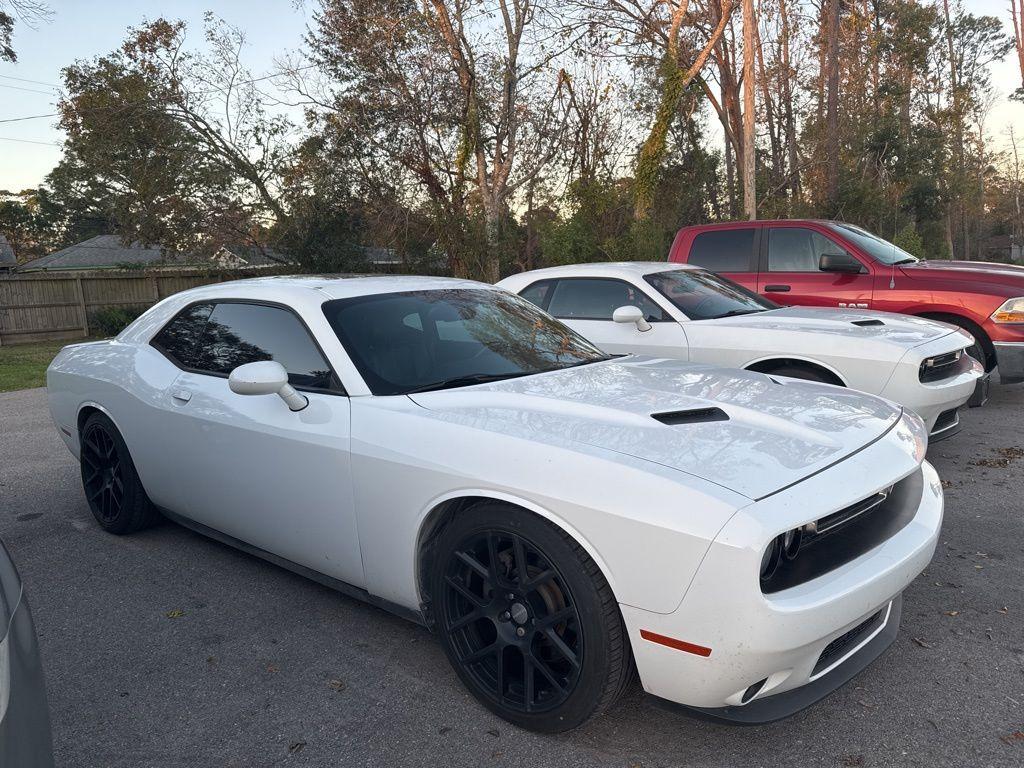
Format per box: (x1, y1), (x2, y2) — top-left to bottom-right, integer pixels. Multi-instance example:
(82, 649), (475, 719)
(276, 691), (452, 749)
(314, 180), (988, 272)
(760, 526), (803, 583)
(991, 297), (1024, 323)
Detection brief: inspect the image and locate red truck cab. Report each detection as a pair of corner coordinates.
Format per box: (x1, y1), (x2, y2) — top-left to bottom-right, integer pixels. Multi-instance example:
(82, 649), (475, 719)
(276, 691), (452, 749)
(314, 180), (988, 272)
(669, 219), (1024, 383)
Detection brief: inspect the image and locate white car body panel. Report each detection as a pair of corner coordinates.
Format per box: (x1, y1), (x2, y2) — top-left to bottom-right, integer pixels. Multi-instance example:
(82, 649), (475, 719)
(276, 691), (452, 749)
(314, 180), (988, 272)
(46, 275), (943, 717)
(497, 262), (983, 436)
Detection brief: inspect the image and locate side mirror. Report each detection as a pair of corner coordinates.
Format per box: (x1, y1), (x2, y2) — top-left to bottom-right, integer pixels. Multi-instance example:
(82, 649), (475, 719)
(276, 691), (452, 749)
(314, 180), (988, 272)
(228, 360), (308, 412)
(613, 305), (652, 332)
(819, 253), (864, 274)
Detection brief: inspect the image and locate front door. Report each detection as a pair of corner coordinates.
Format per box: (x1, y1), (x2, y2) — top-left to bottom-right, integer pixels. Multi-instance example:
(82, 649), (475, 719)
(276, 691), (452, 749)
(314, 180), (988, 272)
(154, 300), (363, 588)
(539, 277), (690, 358)
(758, 225), (875, 309)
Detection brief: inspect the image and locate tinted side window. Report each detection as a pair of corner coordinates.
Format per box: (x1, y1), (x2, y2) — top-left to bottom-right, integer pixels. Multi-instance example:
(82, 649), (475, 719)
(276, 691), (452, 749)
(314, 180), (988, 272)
(519, 280), (554, 309)
(546, 279), (666, 322)
(192, 303), (334, 390)
(688, 229), (756, 272)
(768, 227), (847, 272)
(151, 303), (214, 369)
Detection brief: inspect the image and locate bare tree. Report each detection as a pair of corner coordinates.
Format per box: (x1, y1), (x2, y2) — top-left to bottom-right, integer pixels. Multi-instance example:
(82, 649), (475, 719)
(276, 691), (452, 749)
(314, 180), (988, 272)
(741, 0), (756, 218)
(581, 0), (734, 219)
(1013, 0), (1024, 90)
(0, 0), (49, 62)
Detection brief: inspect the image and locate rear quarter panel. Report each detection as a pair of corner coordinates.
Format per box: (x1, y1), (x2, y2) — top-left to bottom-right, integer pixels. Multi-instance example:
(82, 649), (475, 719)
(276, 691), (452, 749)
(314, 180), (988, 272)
(46, 340), (184, 509)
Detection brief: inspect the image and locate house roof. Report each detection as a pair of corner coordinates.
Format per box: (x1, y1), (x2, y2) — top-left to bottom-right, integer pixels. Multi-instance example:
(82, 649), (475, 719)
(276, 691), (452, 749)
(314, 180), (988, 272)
(17, 235), (191, 272)
(0, 234), (15, 267)
(216, 244), (291, 266)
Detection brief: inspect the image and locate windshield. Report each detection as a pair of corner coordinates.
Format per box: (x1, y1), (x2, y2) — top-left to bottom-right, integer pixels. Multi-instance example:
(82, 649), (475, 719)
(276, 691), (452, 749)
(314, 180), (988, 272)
(827, 223), (919, 265)
(644, 269), (777, 321)
(322, 288), (610, 395)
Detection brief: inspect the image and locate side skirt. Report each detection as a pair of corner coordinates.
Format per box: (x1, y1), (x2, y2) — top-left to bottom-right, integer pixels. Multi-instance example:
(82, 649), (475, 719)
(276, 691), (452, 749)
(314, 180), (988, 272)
(158, 507), (427, 627)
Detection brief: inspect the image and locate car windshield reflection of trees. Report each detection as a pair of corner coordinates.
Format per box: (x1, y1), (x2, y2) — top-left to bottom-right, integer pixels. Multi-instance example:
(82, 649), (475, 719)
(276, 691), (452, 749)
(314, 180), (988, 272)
(645, 271), (776, 321)
(324, 290), (609, 395)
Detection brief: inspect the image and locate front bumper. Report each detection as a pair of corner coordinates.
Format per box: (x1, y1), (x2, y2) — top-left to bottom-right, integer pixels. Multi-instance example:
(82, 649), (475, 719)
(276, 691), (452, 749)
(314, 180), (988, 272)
(621, 425), (942, 719)
(0, 592), (54, 767)
(880, 333), (983, 435)
(994, 342), (1024, 384)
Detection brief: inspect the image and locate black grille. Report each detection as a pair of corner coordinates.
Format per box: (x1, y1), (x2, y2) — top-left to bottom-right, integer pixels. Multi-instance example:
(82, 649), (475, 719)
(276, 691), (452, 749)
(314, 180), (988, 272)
(761, 468), (922, 594)
(813, 609), (885, 675)
(932, 408), (959, 434)
(920, 351), (969, 383)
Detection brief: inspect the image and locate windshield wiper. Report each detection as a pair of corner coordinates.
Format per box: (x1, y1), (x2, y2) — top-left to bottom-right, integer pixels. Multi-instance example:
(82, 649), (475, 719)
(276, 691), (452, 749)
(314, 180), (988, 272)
(891, 258), (917, 265)
(713, 308), (765, 319)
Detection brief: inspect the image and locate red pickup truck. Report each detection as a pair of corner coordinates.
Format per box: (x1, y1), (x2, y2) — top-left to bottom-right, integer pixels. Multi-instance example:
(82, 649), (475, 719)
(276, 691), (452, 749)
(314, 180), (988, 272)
(668, 219), (1024, 384)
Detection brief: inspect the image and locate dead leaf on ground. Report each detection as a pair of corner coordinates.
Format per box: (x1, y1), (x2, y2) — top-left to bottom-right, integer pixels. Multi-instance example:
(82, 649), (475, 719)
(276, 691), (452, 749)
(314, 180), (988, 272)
(486, 728), (500, 738)
(944, 610), (960, 616)
(941, 479), (954, 489)
(165, 609), (185, 619)
(970, 458), (1011, 468)
(912, 637), (934, 649)
(996, 447), (1024, 460)
(998, 607), (1009, 614)
(327, 678), (346, 692)
(839, 756), (865, 767)
(999, 730), (1024, 745)
(265, 663), (280, 674)
(288, 740), (306, 754)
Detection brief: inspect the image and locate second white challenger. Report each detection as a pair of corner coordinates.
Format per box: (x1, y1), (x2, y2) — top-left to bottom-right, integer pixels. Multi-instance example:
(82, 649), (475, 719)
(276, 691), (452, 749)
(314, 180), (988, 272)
(498, 262), (983, 439)
(47, 276), (943, 731)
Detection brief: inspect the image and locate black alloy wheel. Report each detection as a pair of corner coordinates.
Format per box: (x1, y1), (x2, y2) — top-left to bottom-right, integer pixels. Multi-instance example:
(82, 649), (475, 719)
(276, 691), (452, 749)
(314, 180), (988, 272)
(442, 529), (583, 715)
(432, 503), (633, 732)
(81, 421), (124, 525)
(79, 412), (160, 534)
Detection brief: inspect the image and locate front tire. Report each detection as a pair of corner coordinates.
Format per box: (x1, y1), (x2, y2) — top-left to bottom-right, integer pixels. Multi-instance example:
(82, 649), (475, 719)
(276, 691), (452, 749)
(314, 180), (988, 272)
(79, 412), (160, 534)
(764, 363), (837, 385)
(431, 503), (633, 732)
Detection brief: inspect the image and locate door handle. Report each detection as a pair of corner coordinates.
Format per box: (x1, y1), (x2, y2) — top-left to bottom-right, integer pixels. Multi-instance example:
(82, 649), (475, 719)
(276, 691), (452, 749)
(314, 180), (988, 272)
(764, 284), (791, 292)
(171, 388), (192, 403)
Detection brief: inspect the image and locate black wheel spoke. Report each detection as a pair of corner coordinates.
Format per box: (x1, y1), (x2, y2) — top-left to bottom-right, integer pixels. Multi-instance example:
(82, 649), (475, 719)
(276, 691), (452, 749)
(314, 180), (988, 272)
(463, 642), (499, 665)
(542, 628), (581, 669)
(530, 652), (566, 693)
(486, 533), (504, 587)
(523, 653), (535, 711)
(449, 606), (485, 632)
(523, 568), (556, 591)
(455, 550), (491, 584)
(513, 536), (529, 586)
(444, 575), (488, 608)
(536, 606), (574, 630)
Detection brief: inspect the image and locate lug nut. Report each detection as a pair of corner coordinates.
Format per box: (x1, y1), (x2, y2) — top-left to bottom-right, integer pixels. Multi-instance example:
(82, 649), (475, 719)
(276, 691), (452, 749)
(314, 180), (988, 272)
(516, 627), (525, 637)
(502, 611), (511, 620)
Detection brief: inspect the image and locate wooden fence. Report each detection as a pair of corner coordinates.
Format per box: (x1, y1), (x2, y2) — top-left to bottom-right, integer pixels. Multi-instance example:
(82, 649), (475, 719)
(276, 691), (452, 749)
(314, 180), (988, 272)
(0, 269), (270, 346)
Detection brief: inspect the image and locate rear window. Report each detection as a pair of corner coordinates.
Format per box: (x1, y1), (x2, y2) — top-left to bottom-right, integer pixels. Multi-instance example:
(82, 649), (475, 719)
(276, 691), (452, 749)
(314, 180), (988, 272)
(687, 229), (756, 272)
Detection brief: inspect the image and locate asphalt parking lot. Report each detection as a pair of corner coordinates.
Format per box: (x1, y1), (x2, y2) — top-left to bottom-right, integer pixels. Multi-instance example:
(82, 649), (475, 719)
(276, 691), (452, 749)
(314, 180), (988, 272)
(2, 385), (1023, 767)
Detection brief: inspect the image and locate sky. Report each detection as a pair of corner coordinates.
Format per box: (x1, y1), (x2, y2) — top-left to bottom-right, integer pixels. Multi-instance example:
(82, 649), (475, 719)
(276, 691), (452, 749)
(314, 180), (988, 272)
(1, 0), (1022, 193)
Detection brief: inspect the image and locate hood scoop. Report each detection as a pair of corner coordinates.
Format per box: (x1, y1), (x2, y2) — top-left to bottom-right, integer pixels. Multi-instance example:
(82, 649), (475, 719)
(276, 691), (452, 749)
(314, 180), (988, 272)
(651, 407), (729, 426)
(850, 319), (884, 327)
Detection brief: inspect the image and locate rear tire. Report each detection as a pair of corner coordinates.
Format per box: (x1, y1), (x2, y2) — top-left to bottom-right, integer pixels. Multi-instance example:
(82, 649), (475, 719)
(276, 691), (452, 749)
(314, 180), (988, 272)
(79, 412), (160, 534)
(431, 502), (633, 732)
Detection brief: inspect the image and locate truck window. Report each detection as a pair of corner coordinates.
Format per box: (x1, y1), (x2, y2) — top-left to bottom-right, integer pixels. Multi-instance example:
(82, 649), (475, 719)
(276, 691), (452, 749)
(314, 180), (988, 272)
(688, 229), (756, 272)
(768, 227), (847, 272)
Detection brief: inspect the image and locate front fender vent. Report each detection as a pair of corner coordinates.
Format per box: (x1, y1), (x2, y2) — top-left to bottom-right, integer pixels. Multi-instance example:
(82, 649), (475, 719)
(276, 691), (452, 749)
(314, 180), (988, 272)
(651, 407), (729, 426)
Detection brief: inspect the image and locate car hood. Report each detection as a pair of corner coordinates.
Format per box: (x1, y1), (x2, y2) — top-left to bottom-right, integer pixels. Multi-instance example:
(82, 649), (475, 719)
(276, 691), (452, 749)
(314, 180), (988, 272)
(900, 260), (1024, 289)
(408, 357), (904, 500)
(696, 306), (954, 348)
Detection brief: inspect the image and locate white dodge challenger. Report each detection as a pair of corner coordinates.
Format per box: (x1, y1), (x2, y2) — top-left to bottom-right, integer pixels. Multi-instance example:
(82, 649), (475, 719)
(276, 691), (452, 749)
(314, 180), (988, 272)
(46, 276), (943, 731)
(498, 262), (983, 439)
